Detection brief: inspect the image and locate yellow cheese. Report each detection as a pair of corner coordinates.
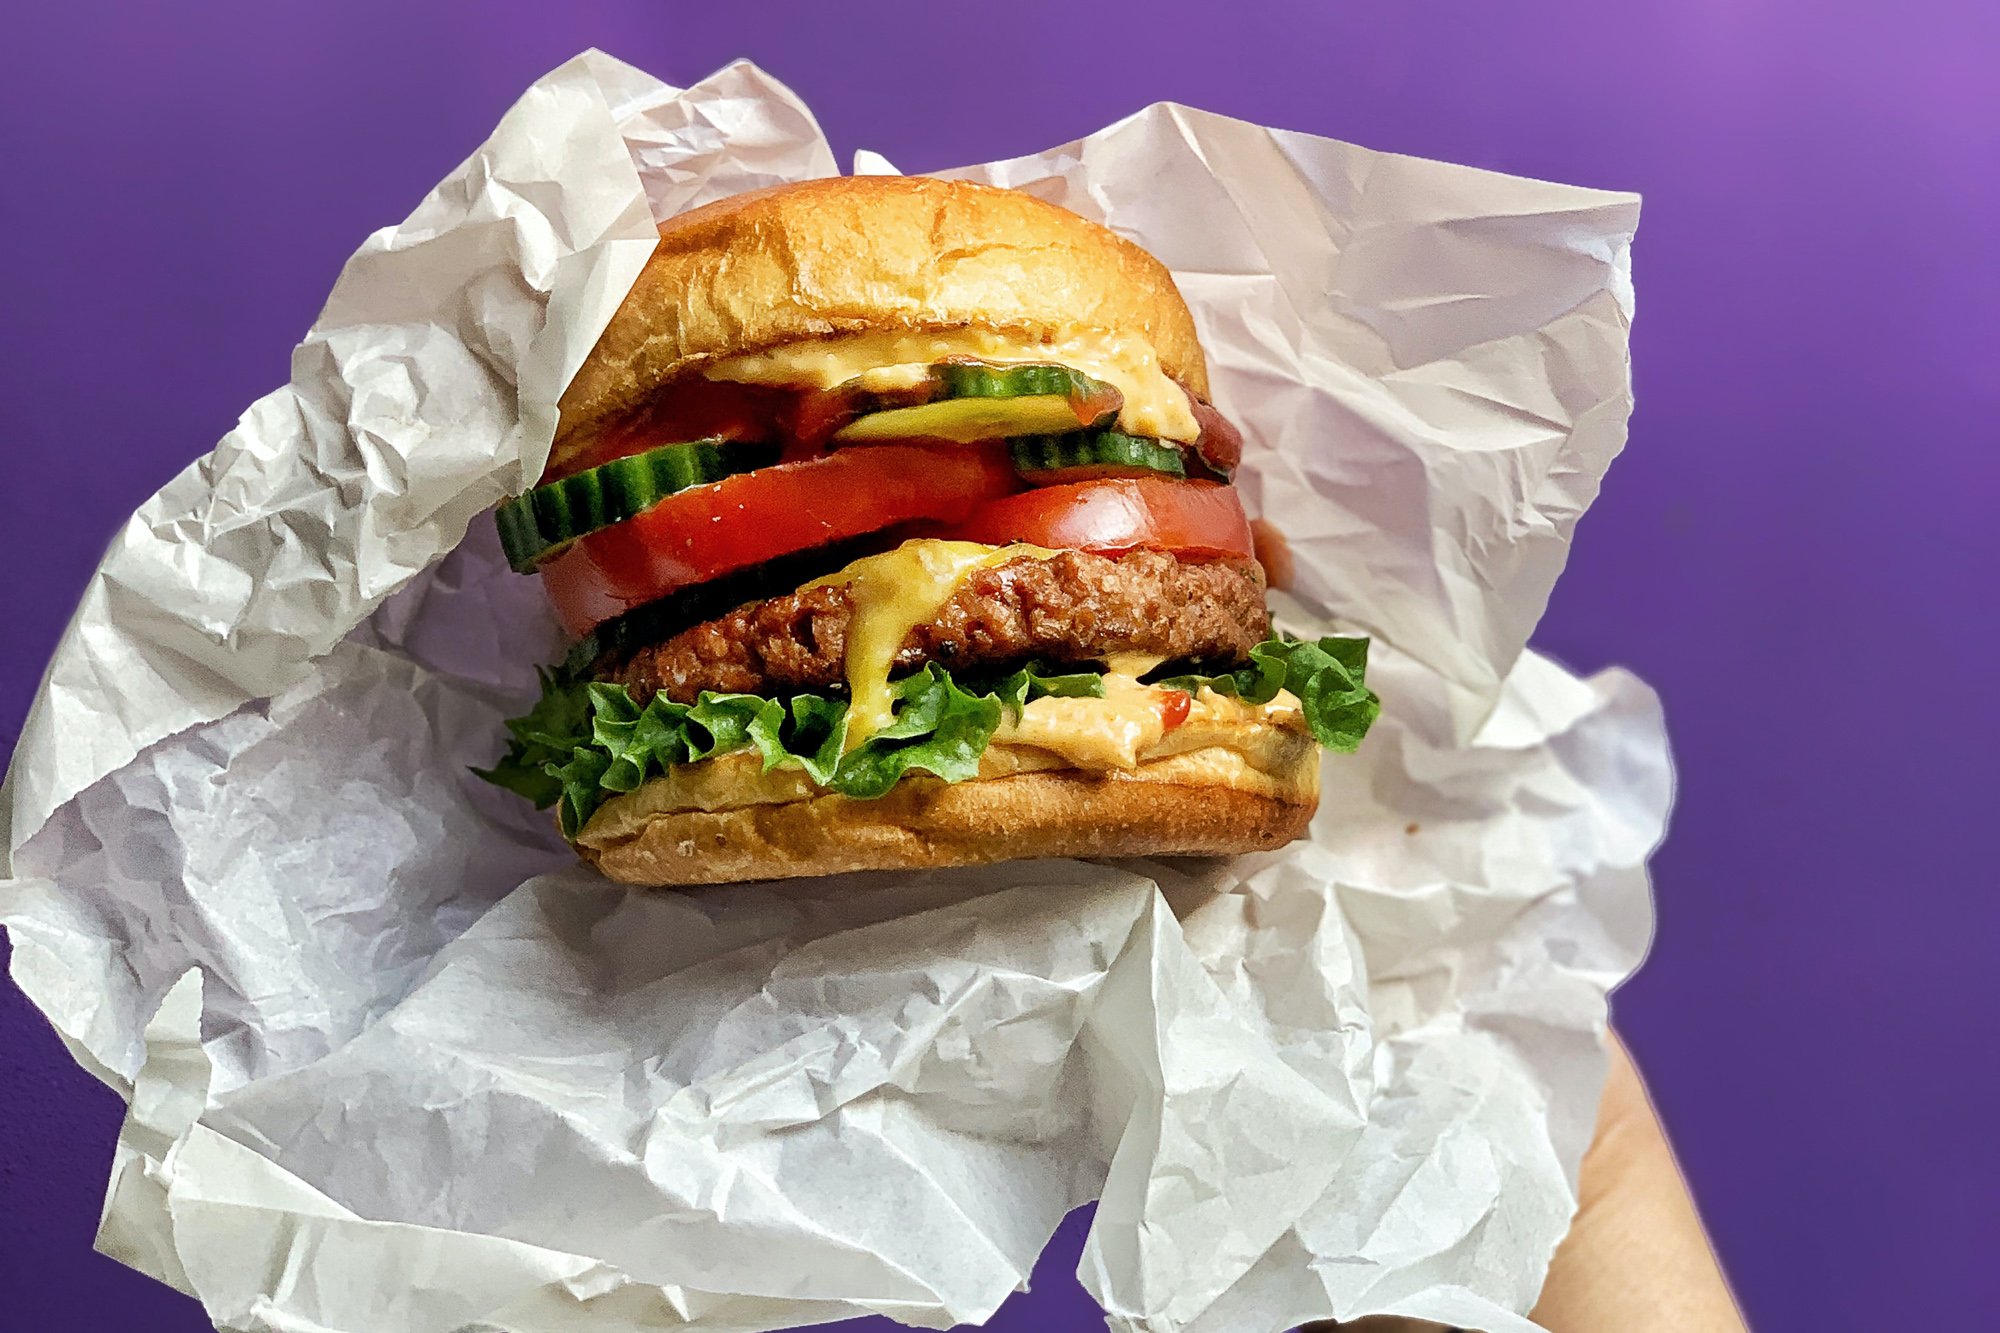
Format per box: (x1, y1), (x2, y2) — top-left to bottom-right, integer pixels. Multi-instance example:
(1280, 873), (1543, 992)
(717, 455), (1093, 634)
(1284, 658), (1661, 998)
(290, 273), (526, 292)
(802, 539), (1055, 741)
(700, 327), (1203, 443)
(1102, 651), (1167, 678)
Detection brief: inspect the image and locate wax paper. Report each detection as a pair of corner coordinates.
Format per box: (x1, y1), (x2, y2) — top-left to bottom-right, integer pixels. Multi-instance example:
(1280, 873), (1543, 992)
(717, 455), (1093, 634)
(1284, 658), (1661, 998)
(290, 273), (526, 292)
(0, 49), (1658, 1333)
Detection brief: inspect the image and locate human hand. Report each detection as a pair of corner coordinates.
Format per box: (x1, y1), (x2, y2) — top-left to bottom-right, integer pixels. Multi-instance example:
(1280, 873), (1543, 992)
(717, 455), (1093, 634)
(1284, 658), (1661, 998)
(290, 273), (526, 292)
(1526, 1031), (1745, 1331)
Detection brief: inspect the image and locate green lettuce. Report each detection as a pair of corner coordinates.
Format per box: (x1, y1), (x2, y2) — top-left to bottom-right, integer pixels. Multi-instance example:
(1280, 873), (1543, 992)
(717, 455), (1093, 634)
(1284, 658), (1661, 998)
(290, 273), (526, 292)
(1153, 634), (1380, 752)
(477, 662), (1109, 836)
(478, 637), (1378, 836)
(471, 668), (591, 809)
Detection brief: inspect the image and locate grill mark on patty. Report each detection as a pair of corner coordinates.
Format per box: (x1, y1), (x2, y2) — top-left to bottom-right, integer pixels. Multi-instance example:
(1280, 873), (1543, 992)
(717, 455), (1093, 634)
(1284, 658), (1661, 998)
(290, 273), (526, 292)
(615, 548), (1269, 704)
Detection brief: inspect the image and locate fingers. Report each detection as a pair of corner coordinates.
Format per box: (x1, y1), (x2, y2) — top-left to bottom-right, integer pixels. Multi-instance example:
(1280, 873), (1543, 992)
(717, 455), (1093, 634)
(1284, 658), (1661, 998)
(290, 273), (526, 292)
(1529, 1031), (1749, 1332)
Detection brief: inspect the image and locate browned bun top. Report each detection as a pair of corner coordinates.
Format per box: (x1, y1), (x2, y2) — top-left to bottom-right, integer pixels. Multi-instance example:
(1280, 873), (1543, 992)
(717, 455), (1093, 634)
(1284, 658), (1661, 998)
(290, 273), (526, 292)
(554, 175), (1207, 463)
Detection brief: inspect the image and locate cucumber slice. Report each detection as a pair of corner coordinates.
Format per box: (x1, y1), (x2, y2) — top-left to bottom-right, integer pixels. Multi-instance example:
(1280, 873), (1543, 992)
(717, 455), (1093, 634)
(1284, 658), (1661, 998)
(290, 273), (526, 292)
(830, 361), (1120, 444)
(1009, 429), (1187, 483)
(496, 439), (777, 572)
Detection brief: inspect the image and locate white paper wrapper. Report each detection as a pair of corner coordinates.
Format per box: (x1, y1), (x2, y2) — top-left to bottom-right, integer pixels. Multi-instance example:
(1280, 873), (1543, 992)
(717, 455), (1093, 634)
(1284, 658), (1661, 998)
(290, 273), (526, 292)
(0, 50), (1659, 1333)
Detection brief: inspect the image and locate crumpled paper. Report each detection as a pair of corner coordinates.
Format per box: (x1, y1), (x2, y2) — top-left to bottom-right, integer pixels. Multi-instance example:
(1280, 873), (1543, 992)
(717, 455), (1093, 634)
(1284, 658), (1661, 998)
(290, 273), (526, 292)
(0, 49), (1659, 1333)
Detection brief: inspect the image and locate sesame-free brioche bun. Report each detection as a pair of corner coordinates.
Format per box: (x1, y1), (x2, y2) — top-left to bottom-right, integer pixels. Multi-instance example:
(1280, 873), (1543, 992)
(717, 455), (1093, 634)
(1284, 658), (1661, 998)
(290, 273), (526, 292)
(552, 175), (1208, 473)
(573, 737), (1320, 887)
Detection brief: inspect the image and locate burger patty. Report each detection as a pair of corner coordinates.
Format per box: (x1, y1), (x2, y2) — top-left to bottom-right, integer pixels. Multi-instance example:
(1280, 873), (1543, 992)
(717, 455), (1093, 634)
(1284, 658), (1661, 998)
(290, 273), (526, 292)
(616, 548), (1269, 704)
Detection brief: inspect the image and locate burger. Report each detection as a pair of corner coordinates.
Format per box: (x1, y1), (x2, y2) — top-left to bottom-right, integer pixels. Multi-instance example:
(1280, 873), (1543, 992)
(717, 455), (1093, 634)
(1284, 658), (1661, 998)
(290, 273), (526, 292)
(478, 175), (1379, 885)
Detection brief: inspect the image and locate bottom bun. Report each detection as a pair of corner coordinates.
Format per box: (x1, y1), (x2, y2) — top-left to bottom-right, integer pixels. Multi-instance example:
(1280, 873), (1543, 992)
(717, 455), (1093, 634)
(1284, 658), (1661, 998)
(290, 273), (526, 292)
(576, 742), (1321, 886)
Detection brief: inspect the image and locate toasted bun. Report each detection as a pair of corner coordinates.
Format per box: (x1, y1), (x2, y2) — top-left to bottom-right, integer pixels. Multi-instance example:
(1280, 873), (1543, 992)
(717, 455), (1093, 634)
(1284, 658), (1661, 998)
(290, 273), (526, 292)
(554, 175), (1207, 470)
(574, 742), (1320, 887)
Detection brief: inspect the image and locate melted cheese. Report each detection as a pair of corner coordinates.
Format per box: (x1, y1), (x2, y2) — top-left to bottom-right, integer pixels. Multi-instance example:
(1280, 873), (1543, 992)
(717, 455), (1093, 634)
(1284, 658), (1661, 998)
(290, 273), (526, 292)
(701, 327), (1203, 443)
(1102, 651), (1167, 678)
(801, 539), (1055, 740)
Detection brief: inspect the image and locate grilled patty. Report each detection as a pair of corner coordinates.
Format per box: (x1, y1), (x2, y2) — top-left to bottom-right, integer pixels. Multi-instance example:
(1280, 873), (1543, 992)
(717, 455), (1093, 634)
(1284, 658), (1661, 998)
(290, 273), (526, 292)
(616, 548), (1269, 704)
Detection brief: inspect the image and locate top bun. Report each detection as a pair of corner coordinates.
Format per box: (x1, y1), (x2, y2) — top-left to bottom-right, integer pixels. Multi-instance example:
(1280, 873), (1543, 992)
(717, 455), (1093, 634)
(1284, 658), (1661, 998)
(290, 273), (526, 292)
(553, 175), (1207, 460)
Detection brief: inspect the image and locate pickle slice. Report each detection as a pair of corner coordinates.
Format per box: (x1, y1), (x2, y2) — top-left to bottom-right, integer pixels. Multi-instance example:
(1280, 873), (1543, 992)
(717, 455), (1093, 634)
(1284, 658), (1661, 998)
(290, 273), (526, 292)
(1009, 429), (1187, 483)
(828, 361), (1121, 444)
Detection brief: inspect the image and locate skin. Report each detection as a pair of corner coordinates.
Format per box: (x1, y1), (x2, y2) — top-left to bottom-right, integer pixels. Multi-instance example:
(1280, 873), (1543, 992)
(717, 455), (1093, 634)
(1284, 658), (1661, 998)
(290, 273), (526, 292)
(1311, 1033), (1748, 1332)
(1525, 1033), (1748, 1331)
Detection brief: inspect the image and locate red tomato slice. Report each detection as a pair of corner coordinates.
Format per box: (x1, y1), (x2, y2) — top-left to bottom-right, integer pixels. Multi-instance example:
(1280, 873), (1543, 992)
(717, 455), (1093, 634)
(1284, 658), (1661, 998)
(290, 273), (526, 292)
(542, 442), (1018, 634)
(1189, 399), (1244, 476)
(552, 379), (798, 479)
(931, 477), (1255, 560)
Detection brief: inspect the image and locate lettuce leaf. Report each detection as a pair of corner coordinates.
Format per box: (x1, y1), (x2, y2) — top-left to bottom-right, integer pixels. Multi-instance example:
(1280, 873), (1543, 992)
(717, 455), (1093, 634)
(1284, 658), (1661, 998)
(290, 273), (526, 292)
(478, 638), (1376, 836)
(1153, 634), (1380, 752)
(470, 668), (591, 807)
(959, 662), (1107, 718)
(828, 664), (1001, 800)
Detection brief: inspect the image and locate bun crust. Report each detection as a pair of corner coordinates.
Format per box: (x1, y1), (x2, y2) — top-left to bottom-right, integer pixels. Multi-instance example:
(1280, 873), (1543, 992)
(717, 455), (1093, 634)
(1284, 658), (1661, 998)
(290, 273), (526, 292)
(576, 746), (1320, 887)
(555, 175), (1207, 464)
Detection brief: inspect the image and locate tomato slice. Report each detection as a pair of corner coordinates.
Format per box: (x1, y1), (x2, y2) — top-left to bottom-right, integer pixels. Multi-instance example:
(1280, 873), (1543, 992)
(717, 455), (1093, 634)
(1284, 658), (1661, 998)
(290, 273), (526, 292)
(1189, 399), (1244, 476)
(542, 442), (1018, 634)
(552, 379), (798, 479)
(930, 477), (1255, 560)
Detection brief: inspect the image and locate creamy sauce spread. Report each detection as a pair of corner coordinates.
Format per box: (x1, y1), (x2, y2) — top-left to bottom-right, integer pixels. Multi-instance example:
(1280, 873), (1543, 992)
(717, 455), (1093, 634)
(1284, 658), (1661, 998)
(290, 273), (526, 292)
(994, 673), (1168, 770)
(700, 327), (1203, 443)
(994, 679), (1307, 772)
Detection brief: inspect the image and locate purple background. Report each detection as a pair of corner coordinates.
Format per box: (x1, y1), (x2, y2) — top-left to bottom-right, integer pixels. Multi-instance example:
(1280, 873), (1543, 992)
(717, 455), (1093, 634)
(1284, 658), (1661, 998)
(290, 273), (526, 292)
(3, 3), (1994, 1329)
